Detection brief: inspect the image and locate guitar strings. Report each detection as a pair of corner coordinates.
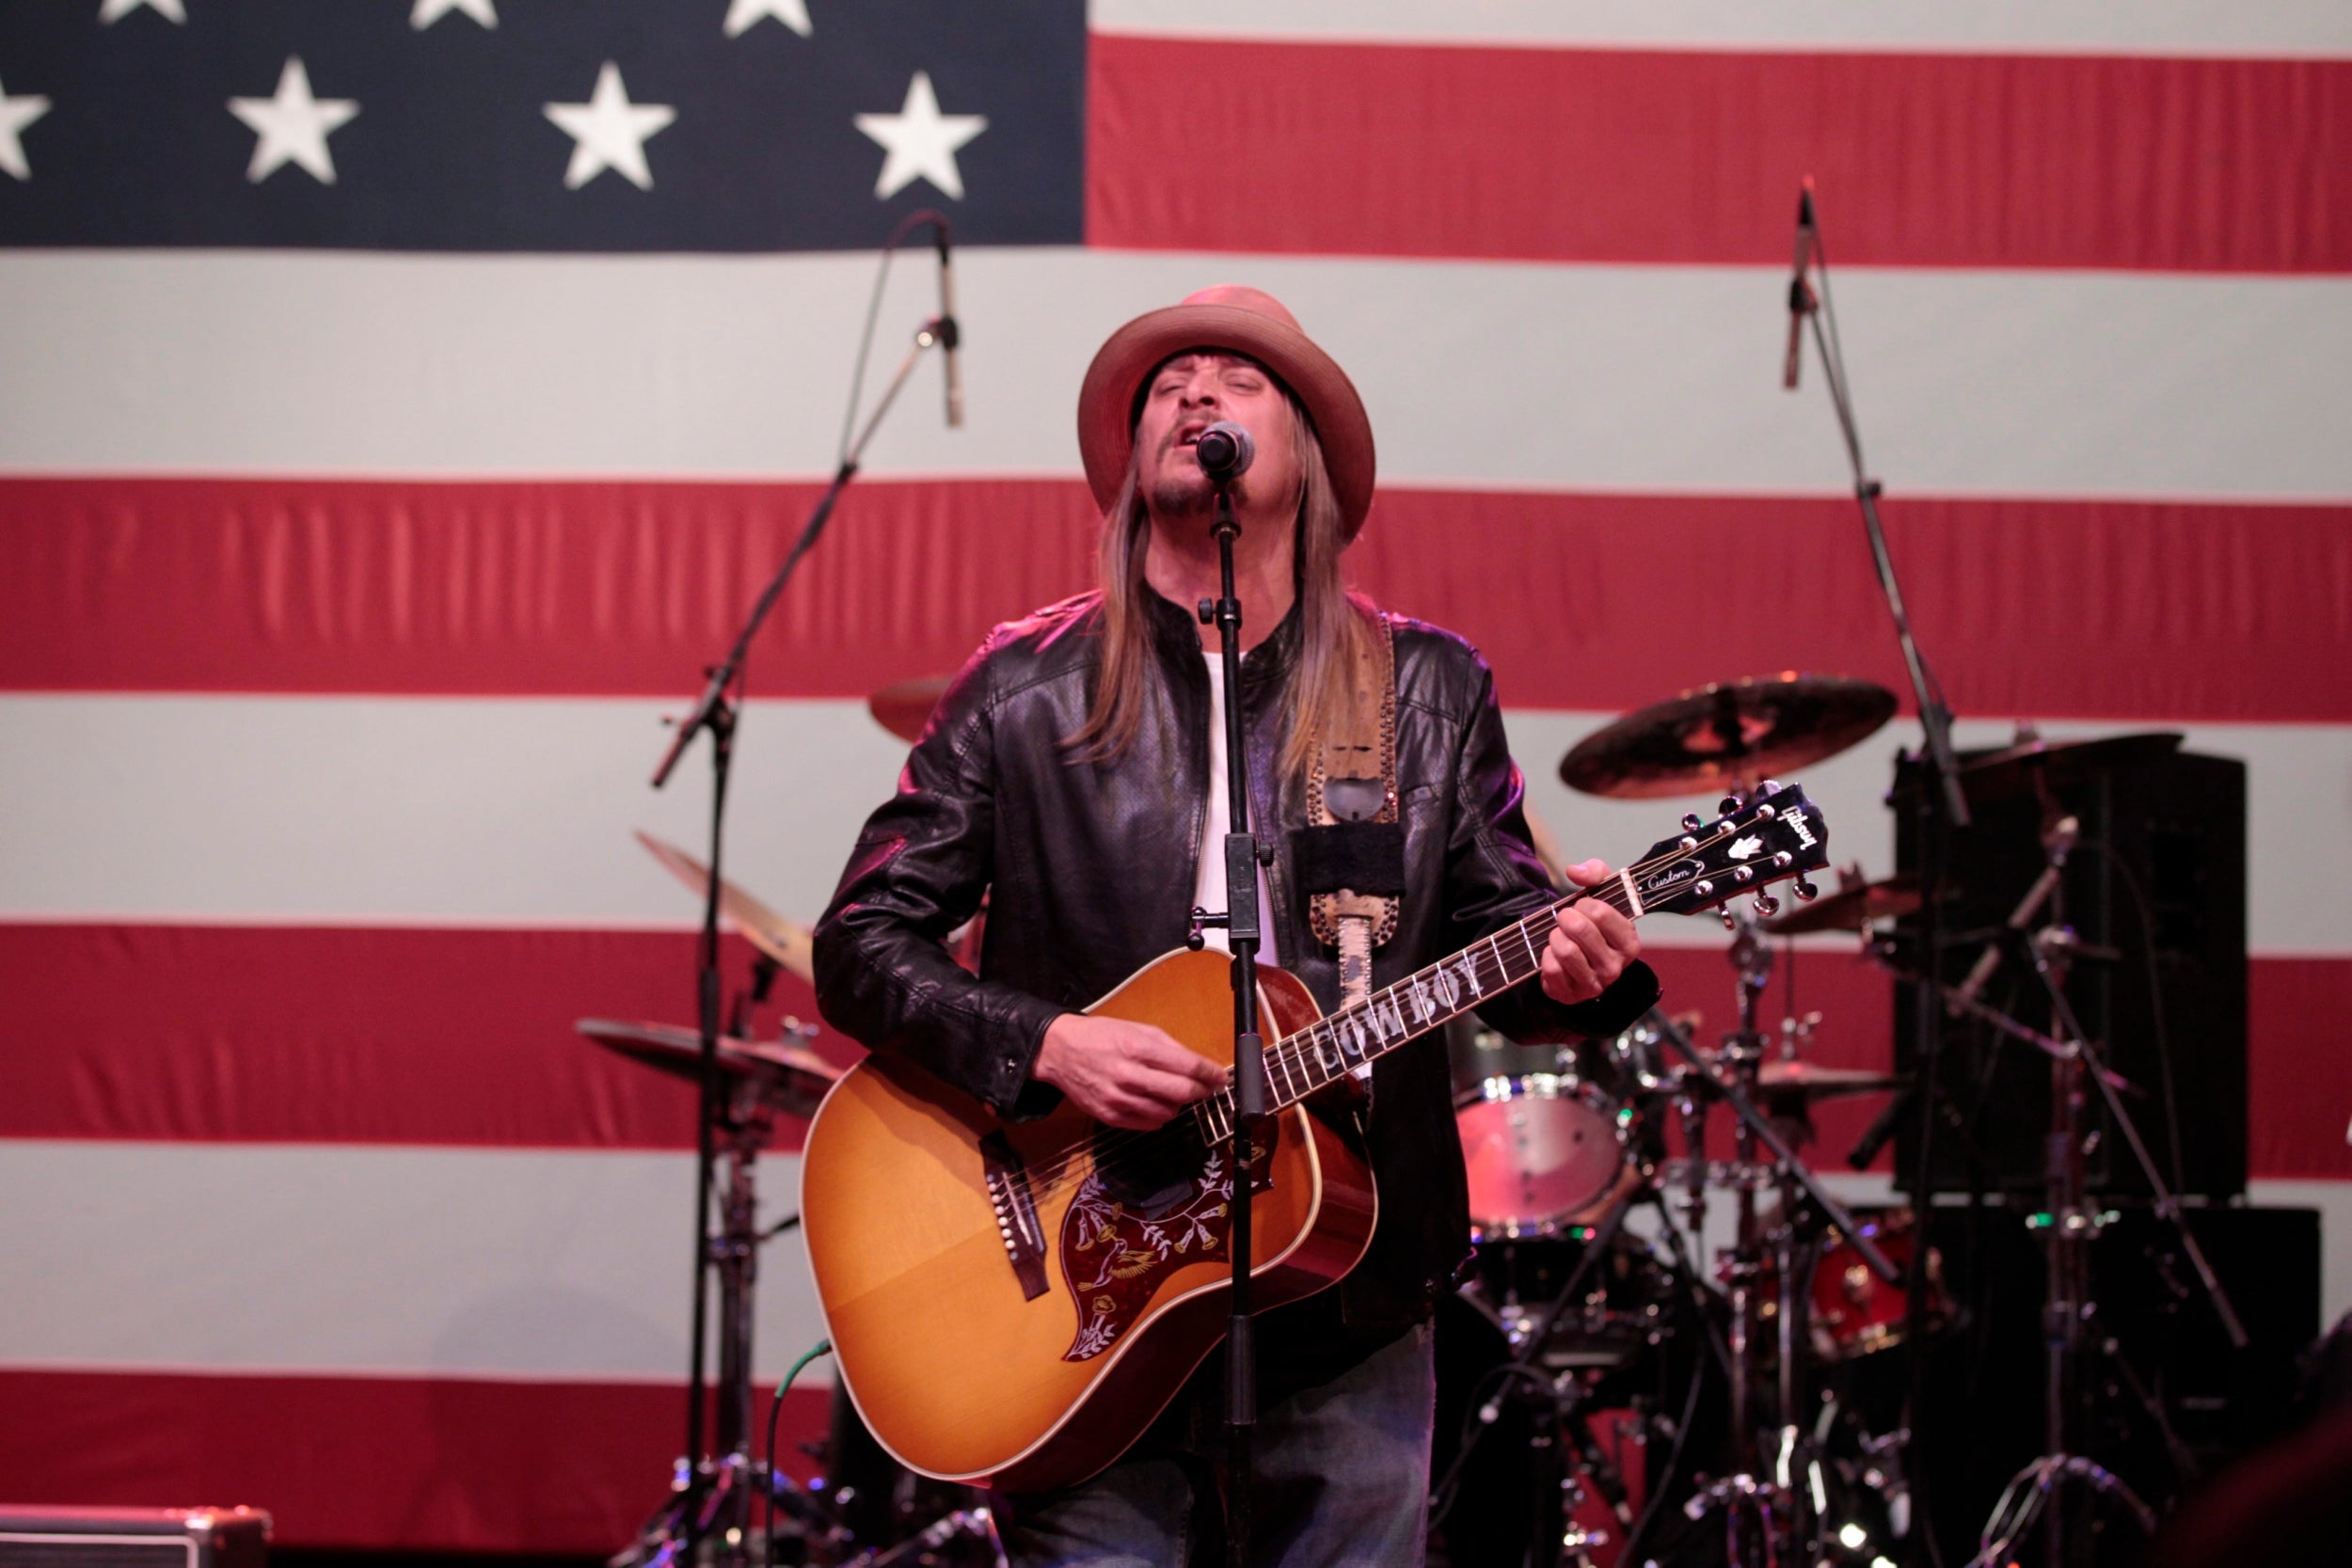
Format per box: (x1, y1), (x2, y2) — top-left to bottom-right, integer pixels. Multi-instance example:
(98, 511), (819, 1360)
(1000, 804), (1806, 1207)
(1004, 818), (1743, 1205)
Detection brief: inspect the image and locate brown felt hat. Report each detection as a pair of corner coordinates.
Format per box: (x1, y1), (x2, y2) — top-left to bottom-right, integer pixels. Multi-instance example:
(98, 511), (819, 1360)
(1076, 285), (1376, 541)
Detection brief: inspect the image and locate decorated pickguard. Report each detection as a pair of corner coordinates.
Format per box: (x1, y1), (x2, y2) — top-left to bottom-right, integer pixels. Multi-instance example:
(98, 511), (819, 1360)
(1058, 1125), (1277, 1363)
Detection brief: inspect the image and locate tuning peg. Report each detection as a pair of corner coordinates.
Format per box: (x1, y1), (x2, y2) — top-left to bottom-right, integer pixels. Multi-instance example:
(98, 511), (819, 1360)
(1681, 813), (1704, 833)
(1720, 909), (1738, 930)
(1718, 795), (1743, 816)
(1759, 779), (1781, 796)
(1752, 892), (1780, 918)
(1791, 878), (1820, 902)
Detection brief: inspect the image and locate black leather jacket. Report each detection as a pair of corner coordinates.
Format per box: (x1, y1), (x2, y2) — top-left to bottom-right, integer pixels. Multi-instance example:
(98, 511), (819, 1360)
(814, 586), (1658, 1338)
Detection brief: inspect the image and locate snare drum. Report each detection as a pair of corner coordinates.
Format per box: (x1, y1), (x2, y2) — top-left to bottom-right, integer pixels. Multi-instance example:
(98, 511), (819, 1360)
(1455, 1072), (1629, 1239)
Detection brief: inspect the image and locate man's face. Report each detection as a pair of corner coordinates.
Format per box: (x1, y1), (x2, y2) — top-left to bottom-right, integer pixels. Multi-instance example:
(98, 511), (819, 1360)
(1132, 350), (1301, 525)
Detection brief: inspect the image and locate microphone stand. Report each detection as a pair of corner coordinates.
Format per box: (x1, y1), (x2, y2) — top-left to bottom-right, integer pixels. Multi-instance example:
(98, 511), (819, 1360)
(632, 310), (950, 1568)
(1194, 470), (1270, 1568)
(1786, 182), (1969, 1566)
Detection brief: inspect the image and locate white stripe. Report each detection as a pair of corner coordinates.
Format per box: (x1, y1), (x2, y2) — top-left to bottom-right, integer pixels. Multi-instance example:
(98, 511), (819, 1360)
(3, 695), (2348, 957)
(1092, 0), (2352, 58)
(1, 251), (2345, 500)
(0, 1138), (832, 1384)
(1, 1139), (2340, 1381)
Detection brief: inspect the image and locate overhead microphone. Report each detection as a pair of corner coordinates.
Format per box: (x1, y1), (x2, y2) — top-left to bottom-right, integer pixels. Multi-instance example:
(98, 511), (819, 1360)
(932, 218), (963, 428)
(1193, 420), (1254, 484)
(1783, 178), (1816, 390)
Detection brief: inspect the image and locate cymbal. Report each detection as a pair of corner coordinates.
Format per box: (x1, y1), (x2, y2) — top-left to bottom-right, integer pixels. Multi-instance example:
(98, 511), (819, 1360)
(1954, 732), (2184, 804)
(577, 1018), (838, 1116)
(1762, 872), (1921, 935)
(634, 830), (815, 984)
(869, 675), (954, 744)
(1756, 1061), (1906, 1101)
(1560, 673), (1898, 799)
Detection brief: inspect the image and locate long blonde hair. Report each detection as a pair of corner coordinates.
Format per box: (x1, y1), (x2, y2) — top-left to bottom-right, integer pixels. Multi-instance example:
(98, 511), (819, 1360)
(1067, 387), (1373, 789)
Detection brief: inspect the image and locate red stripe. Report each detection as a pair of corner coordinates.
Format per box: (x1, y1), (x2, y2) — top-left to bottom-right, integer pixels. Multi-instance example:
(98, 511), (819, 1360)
(6, 477), (2347, 722)
(1, 923), (2344, 1177)
(2249, 957), (2352, 1181)
(0, 1369), (830, 1552)
(1088, 37), (2352, 273)
(0, 923), (836, 1150)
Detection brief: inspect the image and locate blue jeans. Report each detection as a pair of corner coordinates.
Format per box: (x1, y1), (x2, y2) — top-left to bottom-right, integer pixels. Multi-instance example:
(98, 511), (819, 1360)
(993, 1321), (1436, 1568)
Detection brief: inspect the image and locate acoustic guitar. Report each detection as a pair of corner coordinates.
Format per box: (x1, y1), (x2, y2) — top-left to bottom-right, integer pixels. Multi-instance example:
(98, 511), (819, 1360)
(801, 783), (1830, 1491)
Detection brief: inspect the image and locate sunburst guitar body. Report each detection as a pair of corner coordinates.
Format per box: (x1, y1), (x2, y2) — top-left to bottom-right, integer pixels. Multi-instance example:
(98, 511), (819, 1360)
(799, 784), (1830, 1492)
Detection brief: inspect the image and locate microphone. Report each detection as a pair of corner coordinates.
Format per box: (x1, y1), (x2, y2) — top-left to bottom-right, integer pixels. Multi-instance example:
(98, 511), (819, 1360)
(933, 220), (962, 428)
(1194, 420), (1254, 484)
(1783, 179), (1816, 390)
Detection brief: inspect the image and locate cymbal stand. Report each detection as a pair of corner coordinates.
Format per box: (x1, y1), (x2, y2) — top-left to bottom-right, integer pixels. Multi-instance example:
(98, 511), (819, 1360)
(1646, 934), (1899, 1567)
(618, 1034), (819, 1568)
(1969, 789), (2245, 1568)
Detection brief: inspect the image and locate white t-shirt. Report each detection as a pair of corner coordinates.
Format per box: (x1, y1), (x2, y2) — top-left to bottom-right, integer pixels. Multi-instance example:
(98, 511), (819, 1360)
(1190, 650), (1279, 966)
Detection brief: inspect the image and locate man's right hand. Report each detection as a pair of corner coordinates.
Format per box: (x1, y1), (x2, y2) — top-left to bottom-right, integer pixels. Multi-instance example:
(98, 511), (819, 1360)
(1033, 1012), (1230, 1131)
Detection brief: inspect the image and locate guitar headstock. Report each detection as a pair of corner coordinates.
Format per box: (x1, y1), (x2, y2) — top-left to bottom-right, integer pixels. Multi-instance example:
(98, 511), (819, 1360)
(1625, 782), (1831, 922)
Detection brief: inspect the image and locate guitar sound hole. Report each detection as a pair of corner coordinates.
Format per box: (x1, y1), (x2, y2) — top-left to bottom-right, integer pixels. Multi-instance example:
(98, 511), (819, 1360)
(1092, 1125), (1206, 1217)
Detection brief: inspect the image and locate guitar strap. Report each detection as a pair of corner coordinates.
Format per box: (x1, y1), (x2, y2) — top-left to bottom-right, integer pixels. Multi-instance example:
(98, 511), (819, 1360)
(1304, 607), (1401, 1013)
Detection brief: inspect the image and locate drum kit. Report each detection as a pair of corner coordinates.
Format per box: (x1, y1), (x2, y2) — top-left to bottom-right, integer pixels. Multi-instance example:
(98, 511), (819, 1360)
(588, 668), (2211, 1568)
(1433, 673), (1957, 1568)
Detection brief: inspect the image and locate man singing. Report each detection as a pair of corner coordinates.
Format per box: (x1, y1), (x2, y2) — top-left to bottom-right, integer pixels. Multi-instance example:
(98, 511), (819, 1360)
(814, 286), (1658, 1564)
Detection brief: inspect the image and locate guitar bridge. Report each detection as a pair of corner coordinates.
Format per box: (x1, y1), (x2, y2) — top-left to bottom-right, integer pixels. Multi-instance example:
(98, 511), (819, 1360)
(980, 1132), (1050, 1302)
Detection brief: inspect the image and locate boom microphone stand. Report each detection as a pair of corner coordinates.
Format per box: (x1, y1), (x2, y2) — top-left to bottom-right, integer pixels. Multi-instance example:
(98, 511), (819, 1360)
(1182, 420), (1271, 1568)
(628, 231), (956, 1568)
(1784, 178), (1970, 1565)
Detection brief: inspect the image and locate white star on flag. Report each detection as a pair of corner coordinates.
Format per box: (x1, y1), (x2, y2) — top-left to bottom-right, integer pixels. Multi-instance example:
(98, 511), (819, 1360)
(724, 0), (811, 38)
(543, 62), (675, 192)
(855, 71), (986, 200)
(0, 77), (50, 182)
(410, 0), (496, 29)
(99, 0), (185, 22)
(229, 57), (358, 185)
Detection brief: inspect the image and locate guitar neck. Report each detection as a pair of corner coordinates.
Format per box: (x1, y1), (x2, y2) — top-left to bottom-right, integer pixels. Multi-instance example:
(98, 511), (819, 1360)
(1185, 874), (1641, 1145)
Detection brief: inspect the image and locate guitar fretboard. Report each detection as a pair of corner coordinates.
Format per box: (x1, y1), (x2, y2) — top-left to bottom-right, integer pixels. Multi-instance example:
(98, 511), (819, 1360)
(1184, 873), (1644, 1146)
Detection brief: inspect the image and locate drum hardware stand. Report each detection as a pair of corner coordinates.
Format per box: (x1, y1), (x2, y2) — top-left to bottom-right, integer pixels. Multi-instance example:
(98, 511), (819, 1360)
(615, 1030), (829, 1568)
(638, 225), (955, 1568)
(1952, 791), (2245, 1568)
(1645, 961), (1901, 1567)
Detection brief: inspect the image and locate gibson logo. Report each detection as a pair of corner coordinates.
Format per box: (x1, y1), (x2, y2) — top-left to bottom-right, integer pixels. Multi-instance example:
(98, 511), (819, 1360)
(1786, 809), (1818, 850)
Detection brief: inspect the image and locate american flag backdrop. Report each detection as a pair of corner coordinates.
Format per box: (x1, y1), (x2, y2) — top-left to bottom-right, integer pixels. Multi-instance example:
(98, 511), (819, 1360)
(2, 0), (2349, 1550)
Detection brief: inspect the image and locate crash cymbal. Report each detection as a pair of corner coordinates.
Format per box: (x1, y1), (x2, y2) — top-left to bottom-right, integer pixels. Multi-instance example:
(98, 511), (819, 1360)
(577, 1018), (839, 1116)
(1762, 871), (1922, 936)
(634, 830), (816, 984)
(869, 675), (954, 744)
(1756, 1061), (1907, 1101)
(1560, 673), (1898, 800)
(1953, 732), (2184, 804)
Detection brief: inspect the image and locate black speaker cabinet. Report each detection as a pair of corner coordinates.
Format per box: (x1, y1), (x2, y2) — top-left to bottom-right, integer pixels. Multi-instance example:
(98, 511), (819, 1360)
(0, 1509), (269, 1568)
(1893, 745), (2248, 1199)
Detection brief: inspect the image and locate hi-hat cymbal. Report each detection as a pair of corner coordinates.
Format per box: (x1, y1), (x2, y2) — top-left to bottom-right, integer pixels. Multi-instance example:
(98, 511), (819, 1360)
(634, 830), (815, 984)
(1762, 872), (1922, 936)
(869, 675), (954, 744)
(1560, 673), (1898, 799)
(577, 1018), (838, 1116)
(1756, 1061), (1906, 1101)
(1954, 732), (2184, 804)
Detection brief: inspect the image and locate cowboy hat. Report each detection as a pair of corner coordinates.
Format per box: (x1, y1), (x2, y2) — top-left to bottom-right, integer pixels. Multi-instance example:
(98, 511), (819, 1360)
(1075, 285), (1376, 540)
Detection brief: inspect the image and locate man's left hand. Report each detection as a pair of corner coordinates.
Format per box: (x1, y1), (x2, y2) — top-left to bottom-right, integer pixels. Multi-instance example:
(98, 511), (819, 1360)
(1538, 860), (1642, 1006)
